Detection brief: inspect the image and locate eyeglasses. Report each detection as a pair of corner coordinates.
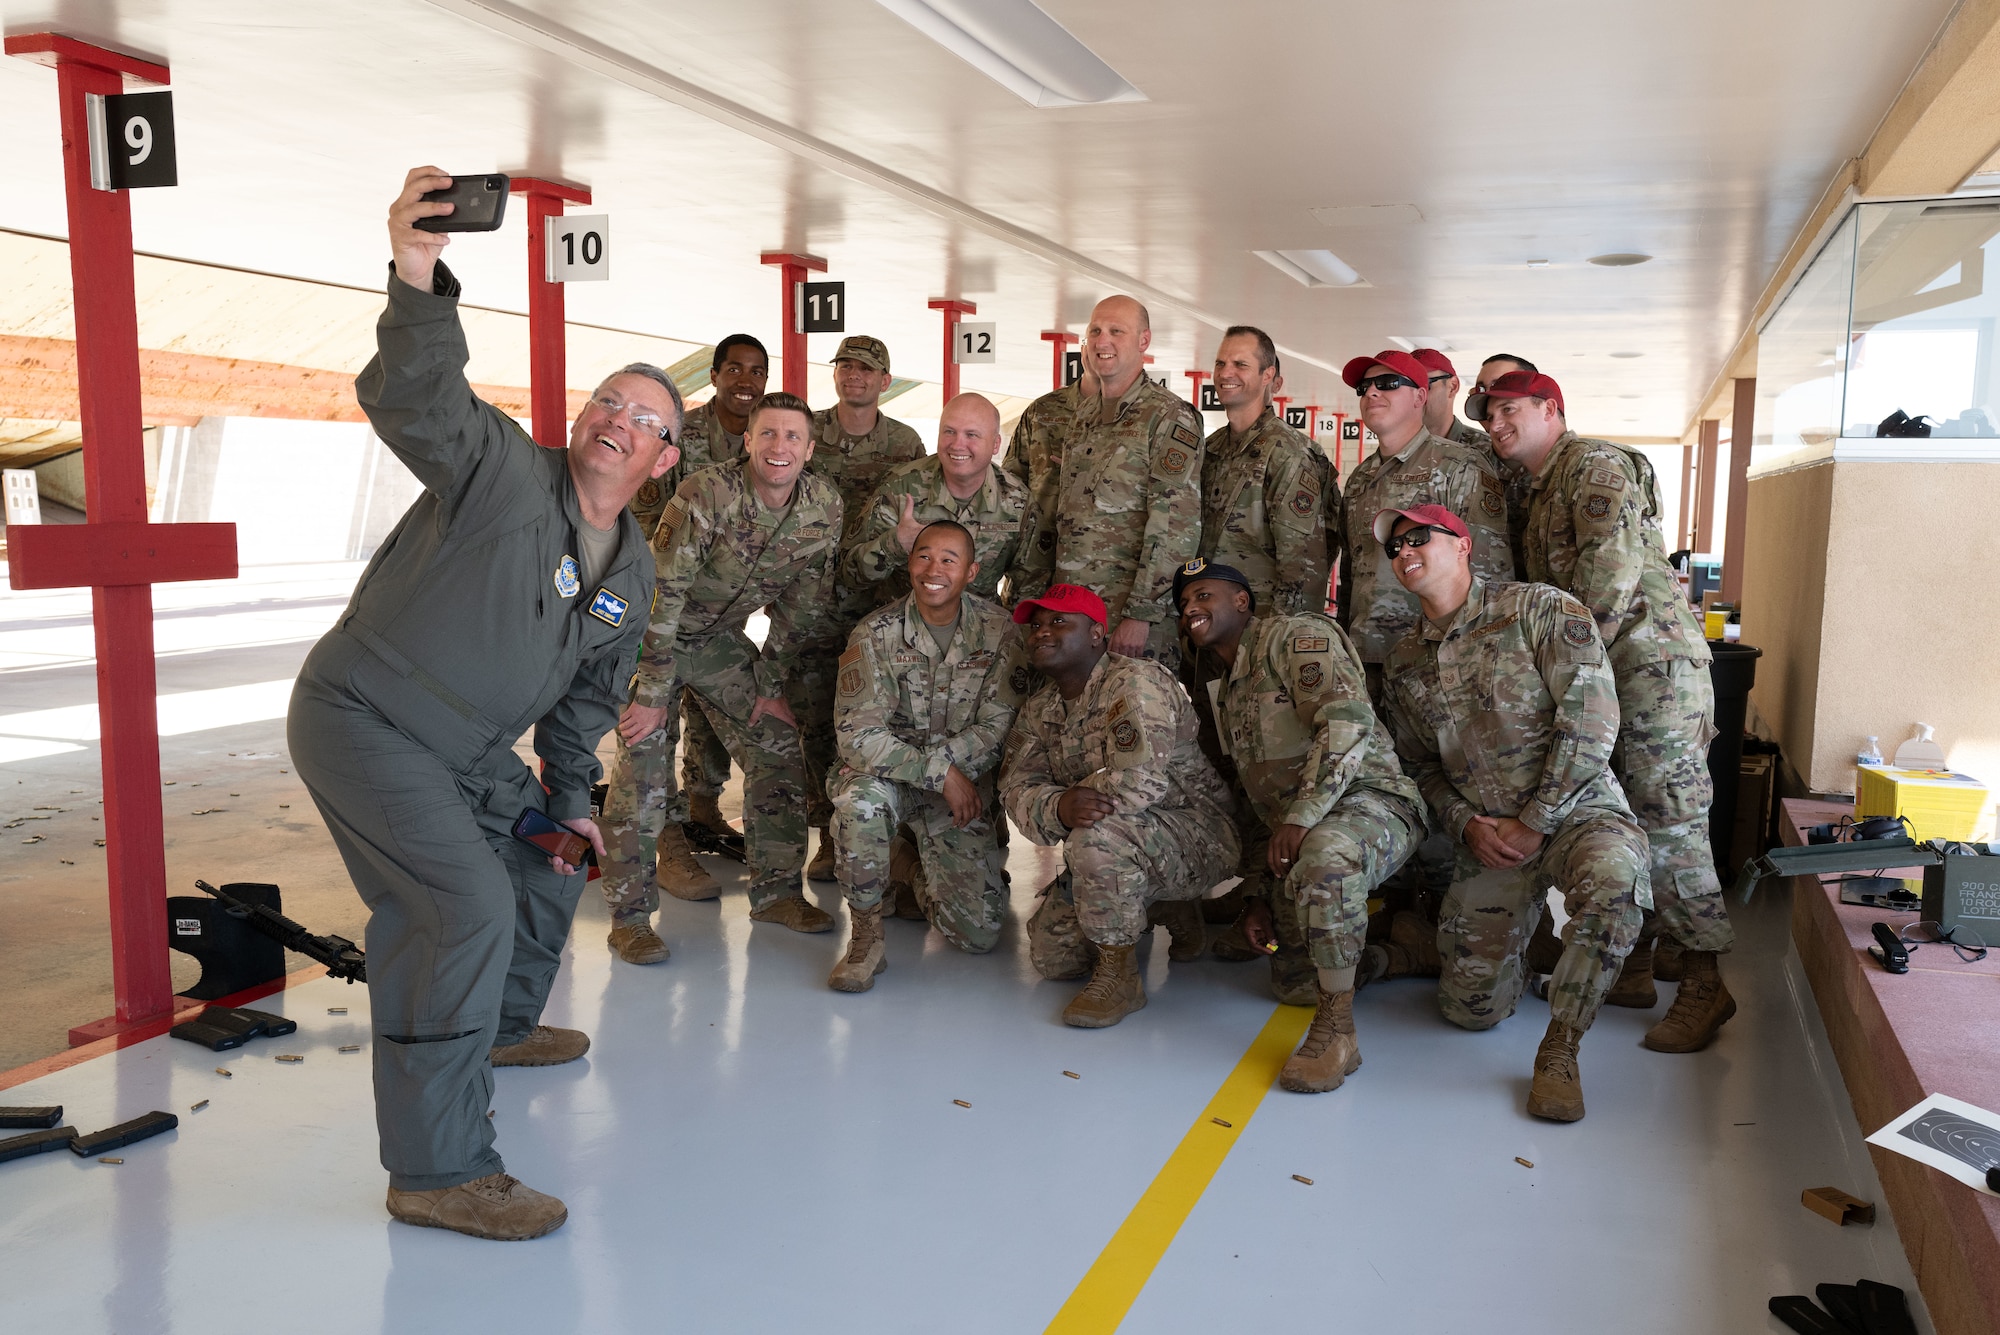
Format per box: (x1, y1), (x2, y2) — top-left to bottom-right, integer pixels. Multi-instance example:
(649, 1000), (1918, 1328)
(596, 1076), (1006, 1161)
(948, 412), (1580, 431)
(590, 392), (674, 444)
(1383, 525), (1453, 558)
(1899, 919), (1988, 963)
(1427, 373), (1452, 384)
(1354, 373), (1418, 395)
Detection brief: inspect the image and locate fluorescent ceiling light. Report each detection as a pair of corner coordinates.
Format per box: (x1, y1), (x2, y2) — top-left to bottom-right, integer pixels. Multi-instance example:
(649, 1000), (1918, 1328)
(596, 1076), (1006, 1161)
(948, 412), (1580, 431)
(876, 0), (1144, 107)
(1252, 248), (1364, 288)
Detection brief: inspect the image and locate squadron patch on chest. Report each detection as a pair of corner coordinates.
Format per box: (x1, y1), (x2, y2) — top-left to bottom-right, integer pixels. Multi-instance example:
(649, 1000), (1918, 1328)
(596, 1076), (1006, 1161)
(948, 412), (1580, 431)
(587, 587), (629, 627)
(1292, 636), (1330, 653)
(1563, 618), (1594, 647)
(1298, 661), (1323, 690)
(554, 555), (581, 599)
(1111, 719), (1140, 752)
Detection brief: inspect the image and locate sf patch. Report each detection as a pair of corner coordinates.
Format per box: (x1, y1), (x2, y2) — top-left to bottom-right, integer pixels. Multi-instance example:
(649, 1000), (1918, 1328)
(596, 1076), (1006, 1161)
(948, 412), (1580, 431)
(1298, 661), (1323, 691)
(1480, 473), (1505, 517)
(1292, 635), (1330, 653)
(1563, 618), (1594, 647)
(587, 587), (630, 627)
(554, 555), (581, 599)
(1112, 719), (1139, 752)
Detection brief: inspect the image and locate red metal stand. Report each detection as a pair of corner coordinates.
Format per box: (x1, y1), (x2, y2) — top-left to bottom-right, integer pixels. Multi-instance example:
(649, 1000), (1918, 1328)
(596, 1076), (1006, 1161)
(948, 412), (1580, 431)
(1298, 403), (1319, 437)
(5, 33), (240, 1045)
(760, 252), (827, 398)
(1273, 394), (1292, 425)
(1184, 370), (1209, 411)
(1040, 330), (1077, 391)
(929, 299), (977, 402)
(511, 177), (591, 448)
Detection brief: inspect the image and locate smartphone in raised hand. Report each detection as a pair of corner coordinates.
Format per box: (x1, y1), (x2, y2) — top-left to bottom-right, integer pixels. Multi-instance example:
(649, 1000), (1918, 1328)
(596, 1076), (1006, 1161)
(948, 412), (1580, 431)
(414, 173), (510, 232)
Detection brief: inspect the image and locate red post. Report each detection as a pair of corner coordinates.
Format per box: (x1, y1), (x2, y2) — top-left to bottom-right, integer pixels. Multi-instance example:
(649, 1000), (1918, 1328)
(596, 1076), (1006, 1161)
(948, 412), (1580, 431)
(761, 252), (827, 398)
(1040, 330), (1077, 390)
(1298, 404), (1319, 438)
(1184, 370), (1210, 411)
(6, 33), (239, 1044)
(929, 299), (978, 402)
(1273, 394), (1292, 424)
(511, 177), (591, 448)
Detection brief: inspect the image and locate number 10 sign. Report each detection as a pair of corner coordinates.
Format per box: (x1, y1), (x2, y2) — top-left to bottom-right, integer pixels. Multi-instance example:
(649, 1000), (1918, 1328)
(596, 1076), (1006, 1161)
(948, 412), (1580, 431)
(545, 214), (610, 282)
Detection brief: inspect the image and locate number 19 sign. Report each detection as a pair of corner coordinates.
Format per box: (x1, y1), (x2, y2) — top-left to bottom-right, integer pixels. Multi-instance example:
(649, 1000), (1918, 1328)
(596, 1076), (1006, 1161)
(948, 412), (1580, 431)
(546, 214), (610, 282)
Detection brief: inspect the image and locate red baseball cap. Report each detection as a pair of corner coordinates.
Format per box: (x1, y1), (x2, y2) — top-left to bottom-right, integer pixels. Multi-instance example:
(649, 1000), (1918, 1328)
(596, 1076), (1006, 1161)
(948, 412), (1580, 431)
(1408, 348), (1457, 379)
(1341, 350), (1432, 391)
(1372, 503), (1470, 545)
(1481, 369), (1564, 415)
(1012, 583), (1108, 626)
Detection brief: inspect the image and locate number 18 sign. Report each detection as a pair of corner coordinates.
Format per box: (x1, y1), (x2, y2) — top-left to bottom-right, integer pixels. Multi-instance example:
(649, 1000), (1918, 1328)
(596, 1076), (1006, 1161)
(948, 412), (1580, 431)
(546, 214), (610, 282)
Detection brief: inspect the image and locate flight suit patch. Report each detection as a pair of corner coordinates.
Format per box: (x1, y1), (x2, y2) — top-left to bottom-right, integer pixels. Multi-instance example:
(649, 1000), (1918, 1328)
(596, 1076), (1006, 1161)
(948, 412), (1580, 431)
(1563, 618), (1594, 647)
(1112, 719), (1139, 752)
(1298, 662), (1323, 691)
(1292, 636), (1330, 653)
(587, 587), (629, 627)
(554, 555), (581, 599)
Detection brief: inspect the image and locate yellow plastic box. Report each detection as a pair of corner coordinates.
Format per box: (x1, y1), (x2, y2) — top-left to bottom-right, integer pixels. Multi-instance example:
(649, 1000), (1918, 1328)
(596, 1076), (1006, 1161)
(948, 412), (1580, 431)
(1856, 764), (1987, 841)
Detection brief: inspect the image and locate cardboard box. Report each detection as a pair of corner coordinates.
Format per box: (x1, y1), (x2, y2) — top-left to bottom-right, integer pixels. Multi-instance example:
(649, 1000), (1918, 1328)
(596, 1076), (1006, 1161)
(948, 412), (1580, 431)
(1856, 764), (1987, 842)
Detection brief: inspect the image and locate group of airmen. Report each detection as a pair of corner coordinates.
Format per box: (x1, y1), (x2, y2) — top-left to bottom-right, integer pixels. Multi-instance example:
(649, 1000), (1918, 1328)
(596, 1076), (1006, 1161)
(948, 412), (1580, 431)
(588, 298), (1739, 1128)
(305, 172), (1740, 1238)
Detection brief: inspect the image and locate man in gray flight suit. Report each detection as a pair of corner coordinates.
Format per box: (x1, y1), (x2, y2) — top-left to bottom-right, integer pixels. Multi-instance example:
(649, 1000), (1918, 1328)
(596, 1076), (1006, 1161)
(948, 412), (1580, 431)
(289, 168), (679, 1240)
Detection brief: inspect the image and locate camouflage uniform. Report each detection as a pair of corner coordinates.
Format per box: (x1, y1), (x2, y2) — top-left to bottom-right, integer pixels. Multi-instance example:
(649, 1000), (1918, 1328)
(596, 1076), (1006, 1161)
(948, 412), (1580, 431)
(1337, 427), (1512, 692)
(1197, 408), (1333, 616)
(1383, 579), (1647, 1031)
(600, 459), (842, 915)
(808, 406), (927, 543)
(1197, 612), (1427, 970)
(830, 593), (1026, 952)
(1000, 653), (1238, 976)
(839, 454), (1032, 605)
(1007, 376), (1205, 663)
(1523, 431), (1732, 954)
(1446, 416), (1530, 580)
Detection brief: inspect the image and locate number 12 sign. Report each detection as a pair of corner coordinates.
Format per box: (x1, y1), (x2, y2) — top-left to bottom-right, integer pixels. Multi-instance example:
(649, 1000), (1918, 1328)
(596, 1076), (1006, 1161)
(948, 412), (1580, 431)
(546, 214), (610, 282)
(953, 322), (997, 364)
(86, 90), (176, 191)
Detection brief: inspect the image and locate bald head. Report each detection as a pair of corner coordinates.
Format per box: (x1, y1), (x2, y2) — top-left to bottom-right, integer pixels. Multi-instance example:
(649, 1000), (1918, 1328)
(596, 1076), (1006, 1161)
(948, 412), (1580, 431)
(1086, 295), (1152, 398)
(936, 392), (1003, 492)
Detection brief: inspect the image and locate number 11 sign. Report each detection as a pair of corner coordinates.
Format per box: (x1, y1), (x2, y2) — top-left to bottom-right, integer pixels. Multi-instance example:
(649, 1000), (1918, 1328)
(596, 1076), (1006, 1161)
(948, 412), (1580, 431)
(545, 213), (610, 282)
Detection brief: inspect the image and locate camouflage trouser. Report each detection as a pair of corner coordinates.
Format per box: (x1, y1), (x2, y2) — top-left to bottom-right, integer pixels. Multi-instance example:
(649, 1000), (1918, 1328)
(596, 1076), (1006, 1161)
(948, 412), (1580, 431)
(679, 692), (732, 807)
(1025, 808), (1238, 973)
(829, 769), (1007, 954)
(600, 629), (808, 912)
(1272, 789), (1426, 971)
(1612, 656), (1735, 954)
(599, 707), (679, 921)
(792, 661), (839, 831)
(1436, 810), (1646, 1032)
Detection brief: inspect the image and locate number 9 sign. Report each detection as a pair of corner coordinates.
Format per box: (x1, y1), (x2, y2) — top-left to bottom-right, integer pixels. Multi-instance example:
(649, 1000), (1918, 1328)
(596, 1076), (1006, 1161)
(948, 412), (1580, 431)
(86, 90), (177, 191)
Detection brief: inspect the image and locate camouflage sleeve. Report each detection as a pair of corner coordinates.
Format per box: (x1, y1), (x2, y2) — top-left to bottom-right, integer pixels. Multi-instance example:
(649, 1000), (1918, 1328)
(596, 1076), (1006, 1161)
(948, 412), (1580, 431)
(1561, 456), (1648, 647)
(1451, 456), (1514, 586)
(1322, 469), (1347, 619)
(833, 626), (929, 785)
(938, 635), (1028, 785)
(1273, 624), (1377, 829)
(1384, 659), (1479, 841)
(1073, 672), (1177, 814)
(999, 709), (1069, 845)
(1124, 407), (1205, 624)
(1518, 592), (1622, 834)
(630, 487), (713, 709)
(1266, 447), (1332, 616)
(758, 503), (843, 700)
(1007, 427), (1056, 600)
(1332, 478), (1359, 629)
(837, 477), (910, 595)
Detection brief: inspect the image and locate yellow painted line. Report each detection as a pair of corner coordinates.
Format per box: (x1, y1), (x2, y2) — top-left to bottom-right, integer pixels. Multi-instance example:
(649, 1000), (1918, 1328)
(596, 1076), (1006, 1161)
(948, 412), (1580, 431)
(1044, 1003), (1315, 1334)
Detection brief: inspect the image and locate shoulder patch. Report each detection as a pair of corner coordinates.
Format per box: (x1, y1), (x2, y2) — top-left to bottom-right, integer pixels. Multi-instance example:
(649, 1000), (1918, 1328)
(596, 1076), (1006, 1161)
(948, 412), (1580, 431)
(1161, 445), (1191, 477)
(1105, 696), (1129, 723)
(657, 496), (690, 538)
(1562, 618), (1594, 647)
(1478, 471), (1506, 517)
(1297, 661), (1323, 691)
(839, 645), (863, 668)
(635, 480), (662, 509)
(1581, 492), (1615, 524)
(587, 587), (629, 627)
(1290, 486), (1317, 517)
(1171, 422), (1199, 450)
(1586, 466), (1627, 491)
(1010, 664), (1033, 696)
(838, 663), (865, 698)
(1111, 718), (1140, 752)
(1292, 635), (1331, 653)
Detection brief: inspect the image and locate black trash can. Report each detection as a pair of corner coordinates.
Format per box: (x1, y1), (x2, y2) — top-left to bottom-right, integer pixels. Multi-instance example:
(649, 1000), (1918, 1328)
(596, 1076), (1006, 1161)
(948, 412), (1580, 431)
(1706, 641), (1762, 873)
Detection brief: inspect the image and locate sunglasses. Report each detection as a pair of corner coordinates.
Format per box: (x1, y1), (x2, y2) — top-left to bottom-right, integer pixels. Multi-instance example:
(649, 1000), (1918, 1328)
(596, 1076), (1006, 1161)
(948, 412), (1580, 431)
(1354, 373), (1417, 395)
(1383, 525), (1454, 558)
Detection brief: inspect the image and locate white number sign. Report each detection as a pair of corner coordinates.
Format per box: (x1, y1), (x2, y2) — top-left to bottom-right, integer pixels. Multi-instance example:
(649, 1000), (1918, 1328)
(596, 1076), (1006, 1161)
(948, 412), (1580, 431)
(953, 322), (997, 364)
(545, 214), (610, 282)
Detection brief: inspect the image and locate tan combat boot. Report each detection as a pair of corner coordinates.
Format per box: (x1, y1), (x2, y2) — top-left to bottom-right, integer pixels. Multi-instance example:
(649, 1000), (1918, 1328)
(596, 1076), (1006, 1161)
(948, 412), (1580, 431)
(887, 838), (928, 918)
(656, 824), (719, 902)
(1526, 1019), (1586, 1122)
(688, 792), (741, 838)
(1375, 909), (1443, 980)
(1605, 939), (1658, 1008)
(806, 826), (837, 882)
(827, 903), (887, 992)
(607, 918), (670, 965)
(1643, 950), (1736, 1052)
(1153, 901), (1207, 963)
(1062, 943), (1146, 1028)
(386, 1172), (568, 1240)
(1652, 937), (1686, 981)
(1524, 912), (1562, 975)
(1279, 987), (1362, 1093)
(749, 895), (835, 933)
(490, 1025), (591, 1067)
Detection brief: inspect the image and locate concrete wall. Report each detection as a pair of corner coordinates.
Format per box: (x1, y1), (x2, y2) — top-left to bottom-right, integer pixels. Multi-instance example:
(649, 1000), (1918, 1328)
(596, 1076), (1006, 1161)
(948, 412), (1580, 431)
(1744, 449), (2000, 834)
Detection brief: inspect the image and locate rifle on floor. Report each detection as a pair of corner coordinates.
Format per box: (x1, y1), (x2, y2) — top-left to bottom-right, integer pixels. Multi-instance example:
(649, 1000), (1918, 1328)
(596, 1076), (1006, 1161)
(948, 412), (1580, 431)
(683, 820), (748, 863)
(193, 879), (367, 984)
